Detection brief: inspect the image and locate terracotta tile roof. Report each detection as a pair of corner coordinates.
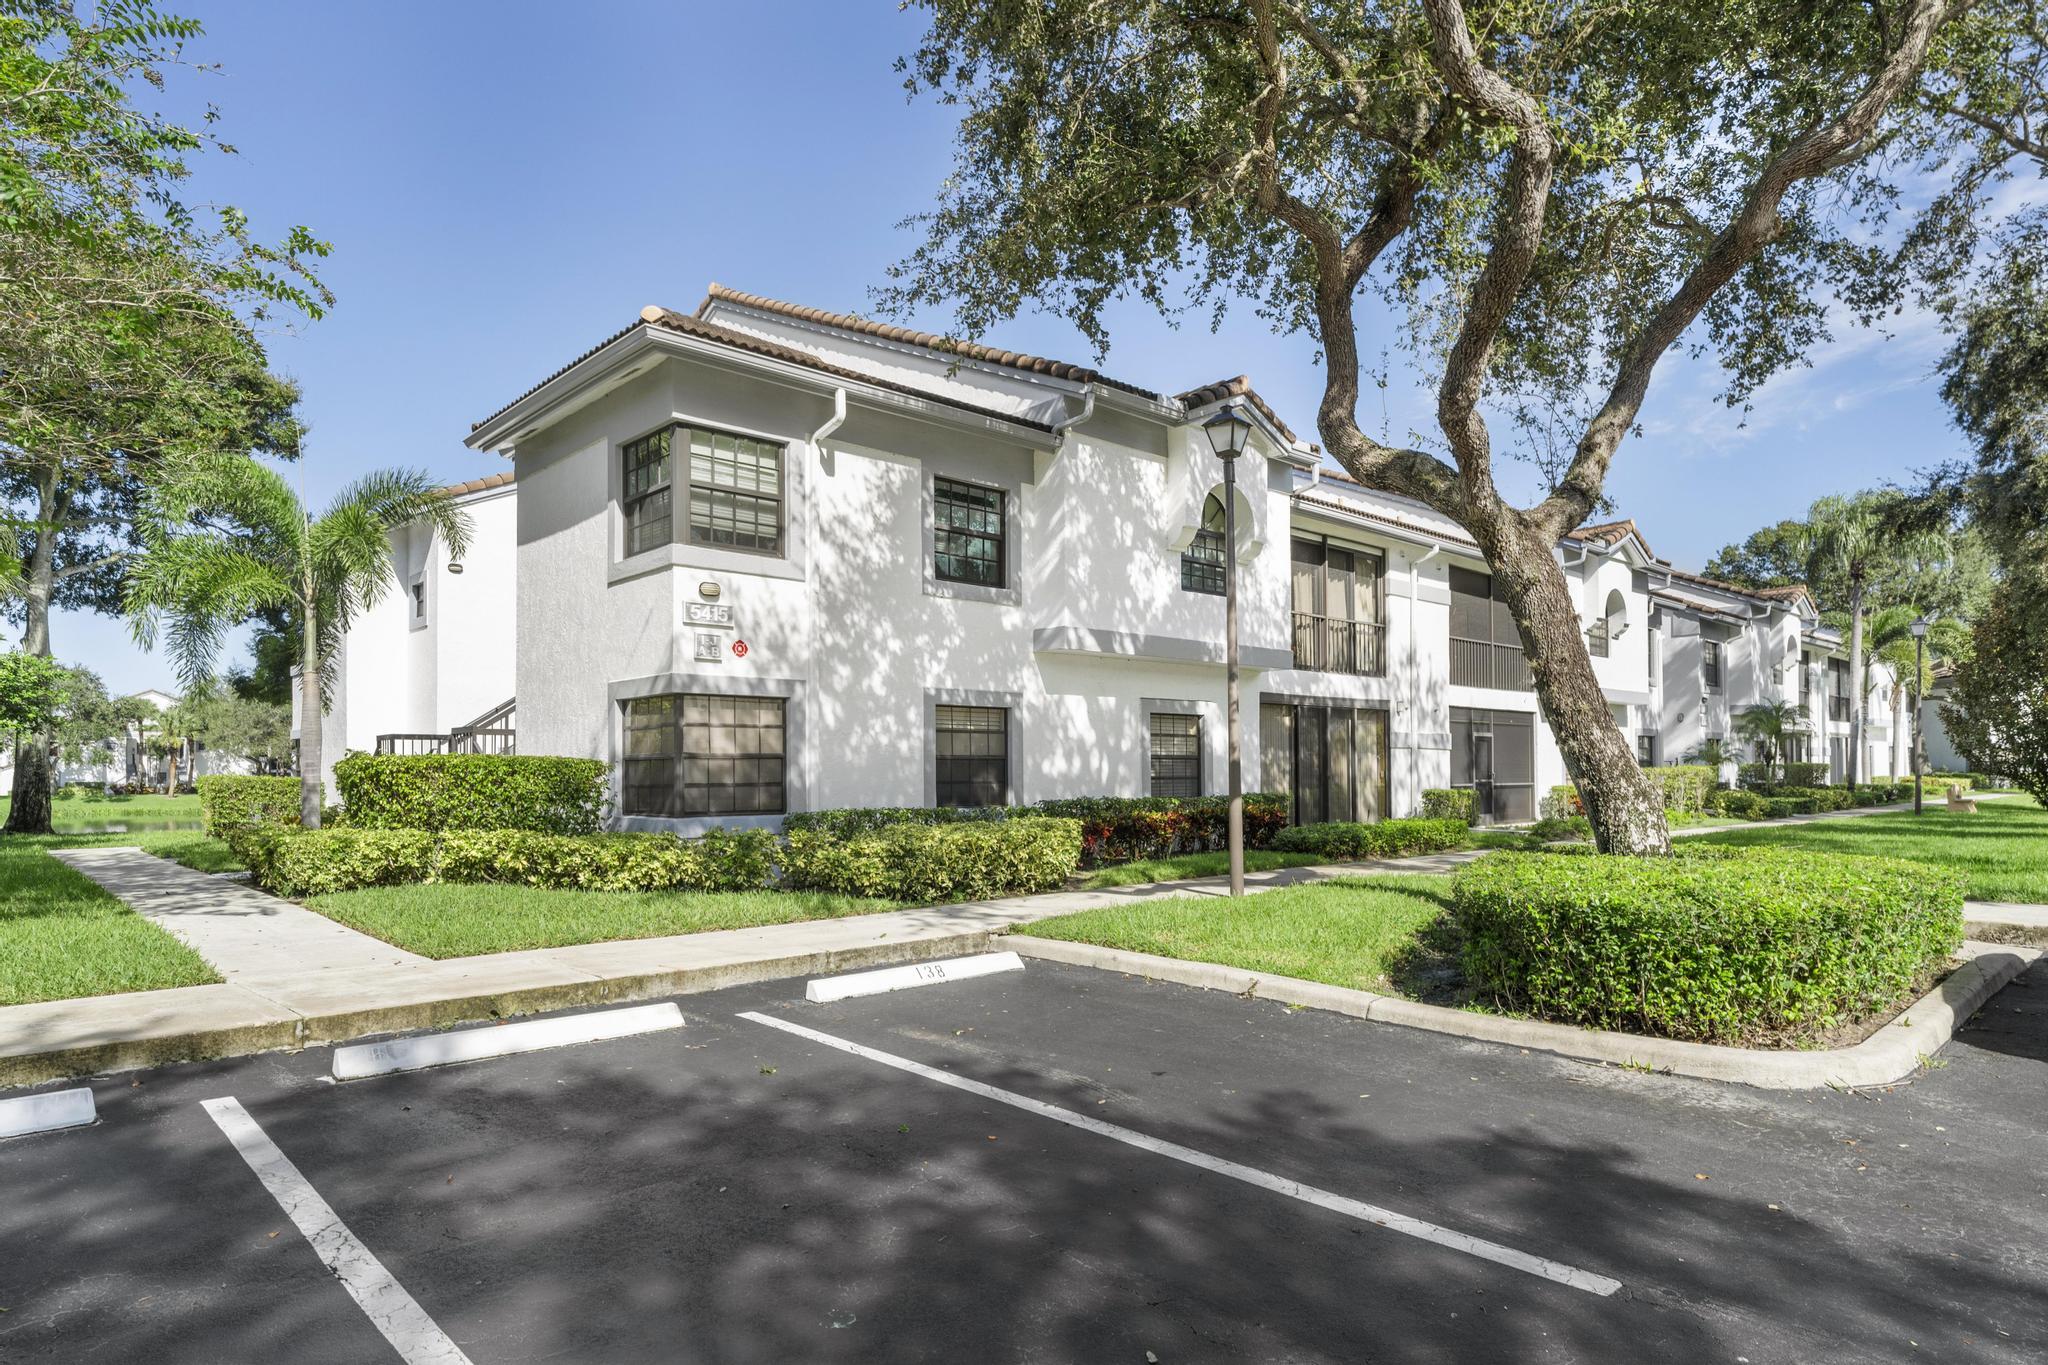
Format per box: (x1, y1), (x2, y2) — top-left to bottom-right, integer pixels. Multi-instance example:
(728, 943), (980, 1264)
(697, 282), (1162, 399)
(437, 471), (515, 498)
(1292, 489), (1479, 548)
(1751, 584), (1813, 602)
(1657, 564), (1812, 610)
(471, 307), (1056, 438)
(1175, 375), (1300, 445)
(1563, 518), (1653, 557)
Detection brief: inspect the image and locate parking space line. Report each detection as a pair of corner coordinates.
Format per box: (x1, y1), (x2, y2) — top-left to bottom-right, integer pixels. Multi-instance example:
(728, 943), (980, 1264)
(738, 1012), (1622, 1297)
(200, 1097), (475, 1364)
(806, 950), (1024, 1003)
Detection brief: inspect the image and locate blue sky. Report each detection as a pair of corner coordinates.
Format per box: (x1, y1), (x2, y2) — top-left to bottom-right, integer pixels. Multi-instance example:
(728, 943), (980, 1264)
(54, 0), (1969, 694)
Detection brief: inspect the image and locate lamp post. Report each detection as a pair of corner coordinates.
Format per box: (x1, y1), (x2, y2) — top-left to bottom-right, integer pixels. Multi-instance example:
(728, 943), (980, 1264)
(1911, 615), (1929, 815)
(1202, 403), (1254, 897)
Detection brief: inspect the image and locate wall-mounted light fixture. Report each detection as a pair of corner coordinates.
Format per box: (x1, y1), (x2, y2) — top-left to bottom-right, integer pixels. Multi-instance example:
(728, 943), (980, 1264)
(699, 581), (721, 601)
(447, 562), (464, 575)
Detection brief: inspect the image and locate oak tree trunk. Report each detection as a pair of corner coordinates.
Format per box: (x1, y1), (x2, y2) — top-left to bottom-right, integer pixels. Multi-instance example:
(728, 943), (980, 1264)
(4, 468), (64, 835)
(1476, 517), (1671, 854)
(298, 593), (323, 829)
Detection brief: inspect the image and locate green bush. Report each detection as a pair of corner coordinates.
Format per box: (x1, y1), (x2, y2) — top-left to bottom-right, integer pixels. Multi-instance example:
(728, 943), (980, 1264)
(1527, 815), (1592, 843)
(781, 817), (1083, 901)
(1713, 789), (1770, 820)
(1643, 765), (1715, 814)
(238, 827), (438, 898)
(1773, 785), (1853, 812)
(1761, 794), (1820, 818)
(198, 775), (307, 840)
(786, 794), (1287, 867)
(1450, 846), (1963, 1043)
(1268, 817), (1469, 860)
(241, 826), (779, 898)
(1735, 762), (1777, 791)
(1783, 761), (1830, 788)
(332, 754), (609, 834)
(1421, 788), (1478, 824)
(1539, 785), (1581, 820)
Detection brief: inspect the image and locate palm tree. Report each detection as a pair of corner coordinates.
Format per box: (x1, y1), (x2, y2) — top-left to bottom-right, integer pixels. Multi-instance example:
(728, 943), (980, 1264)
(1866, 605), (1971, 781)
(1733, 700), (1811, 777)
(127, 457), (471, 827)
(1799, 495), (1946, 785)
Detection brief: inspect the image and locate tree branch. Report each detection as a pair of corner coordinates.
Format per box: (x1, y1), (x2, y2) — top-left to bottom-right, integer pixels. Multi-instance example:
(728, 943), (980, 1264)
(1532, 0), (1963, 539)
(53, 549), (132, 582)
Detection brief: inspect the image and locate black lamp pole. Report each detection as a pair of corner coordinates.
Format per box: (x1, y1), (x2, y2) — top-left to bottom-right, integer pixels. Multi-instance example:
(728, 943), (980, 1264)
(1911, 616), (1929, 815)
(1203, 404), (1254, 897)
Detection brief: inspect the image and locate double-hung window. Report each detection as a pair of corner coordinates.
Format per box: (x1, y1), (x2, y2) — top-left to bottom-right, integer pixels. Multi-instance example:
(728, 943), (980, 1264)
(1180, 493), (1227, 595)
(935, 704), (1007, 807)
(620, 694), (786, 817)
(1702, 639), (1723, 690)
(933, 477), (1005, 587)
(622, 425), (784, 559)
(1149, 713), (1202, 797)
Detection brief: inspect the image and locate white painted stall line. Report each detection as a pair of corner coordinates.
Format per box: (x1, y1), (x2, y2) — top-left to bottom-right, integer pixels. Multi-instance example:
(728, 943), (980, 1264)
(201, 1096), (474, 1365)
(332, 1002), (684, 1080)
(738, 1011), (1622, 1298)
(806, 950), (1024, 1003)
(0, 1086), (95, 1140)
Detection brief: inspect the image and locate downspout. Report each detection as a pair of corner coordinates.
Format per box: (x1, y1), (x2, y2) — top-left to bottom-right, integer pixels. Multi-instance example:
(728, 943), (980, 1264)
(1050, 384), (1095, 450)
(809, 387), (847, 452)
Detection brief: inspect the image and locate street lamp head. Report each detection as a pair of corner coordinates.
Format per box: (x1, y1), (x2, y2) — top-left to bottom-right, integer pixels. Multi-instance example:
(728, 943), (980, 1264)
(1202, 403), (1253, 462)
(1910, 616), (1930, 639)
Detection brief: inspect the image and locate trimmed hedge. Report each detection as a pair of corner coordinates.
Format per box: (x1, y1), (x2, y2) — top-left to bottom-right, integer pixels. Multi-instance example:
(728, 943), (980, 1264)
(197, 775), (308, 839)
(1421, 788), (1478, 825)
(1450, 846), (1963, 1044)
(332, 754), (609, 834)
(781, 818), (1083, 901)
(1268, 817), (1469, 861)
(1713, 789), (1769, 820)
(238, 826), (779, 900)
(786, 794), (1286, 868)
(1643, 765), (1715, 814)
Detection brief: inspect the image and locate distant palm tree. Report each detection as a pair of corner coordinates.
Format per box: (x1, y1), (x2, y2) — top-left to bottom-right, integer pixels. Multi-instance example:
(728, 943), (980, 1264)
(127, 456), (471, 827)
(1866, 605), (1971, 781)
(1733, 700), (1811, 776)
(1685, 737), (1737, 775)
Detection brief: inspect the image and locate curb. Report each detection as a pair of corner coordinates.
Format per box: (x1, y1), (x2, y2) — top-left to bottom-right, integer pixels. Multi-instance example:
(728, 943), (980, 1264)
(1005, 935), (2041, 1090)
(0, 930), (993, 1090)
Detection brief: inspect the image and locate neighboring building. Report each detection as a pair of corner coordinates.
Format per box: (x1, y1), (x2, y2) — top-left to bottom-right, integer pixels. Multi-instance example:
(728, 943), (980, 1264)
(2, 685), (258, 791)
(310, 282), (1896, 826)
(1919, 668), (1970, 774)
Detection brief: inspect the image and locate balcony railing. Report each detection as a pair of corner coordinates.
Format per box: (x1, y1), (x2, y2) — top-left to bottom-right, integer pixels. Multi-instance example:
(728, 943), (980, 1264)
(1291, 613), (1386, 676)
(375, 698), (516, 757)
(1450, 636), (1535, 691)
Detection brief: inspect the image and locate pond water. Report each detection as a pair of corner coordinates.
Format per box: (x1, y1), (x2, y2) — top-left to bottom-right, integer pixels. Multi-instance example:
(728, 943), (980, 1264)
(51, 820), (206, 834)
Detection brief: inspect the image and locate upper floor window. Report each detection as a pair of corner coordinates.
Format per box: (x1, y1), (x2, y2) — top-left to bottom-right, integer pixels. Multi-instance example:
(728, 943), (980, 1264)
(1449, 566), (1532, 691)
(622, 425), (785, 559)
(1702, 639), (1723, 689)
(1585, 616), (1609, 657)
(933, 477), (1006, 588)
(1180, 493), (1227, 595)
(1291, 537), (1386, 676)
(409, 577), (427, 623)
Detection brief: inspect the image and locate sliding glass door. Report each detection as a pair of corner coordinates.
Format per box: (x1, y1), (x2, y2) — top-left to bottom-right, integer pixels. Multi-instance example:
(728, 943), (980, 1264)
(1259, 701), (1389, 825)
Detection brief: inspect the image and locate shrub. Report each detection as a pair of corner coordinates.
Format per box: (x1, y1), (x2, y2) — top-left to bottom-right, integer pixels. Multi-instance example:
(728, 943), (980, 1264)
(1539, 785), (1581, 820)
(1713, 789), (1769, 820)
(1783, 761), (1830, 788)
(781, 817), (1082, 901)
(1761, 794), (1820, 818)
(1527, 815), (1592, 843)
(786, 794), (1286, 867)
(238, 827), (438, 898)
(1422, 788), (1478, 824)
(332, 754), (610, 834)
(1643, 765), (1715, 814)
(1450, 846), (1963, 1044)
(198, 775), (309, 839)
(1735, 762), (1776, 791)
(1268, 817), (1469, 860)
(241, 826), (779, 898)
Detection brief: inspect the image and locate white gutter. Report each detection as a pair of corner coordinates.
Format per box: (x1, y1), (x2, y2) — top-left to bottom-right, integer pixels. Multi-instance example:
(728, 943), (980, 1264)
(1051, 384), (1095, 450)
(810, 387), (847, 452)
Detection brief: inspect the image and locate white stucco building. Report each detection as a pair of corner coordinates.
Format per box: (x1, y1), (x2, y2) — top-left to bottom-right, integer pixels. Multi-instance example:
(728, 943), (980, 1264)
(306, 283), (1898, 827)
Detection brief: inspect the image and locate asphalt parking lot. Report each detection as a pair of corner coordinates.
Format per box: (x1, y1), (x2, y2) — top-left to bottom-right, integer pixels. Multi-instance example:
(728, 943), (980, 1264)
(3, 956), (2044, 1364)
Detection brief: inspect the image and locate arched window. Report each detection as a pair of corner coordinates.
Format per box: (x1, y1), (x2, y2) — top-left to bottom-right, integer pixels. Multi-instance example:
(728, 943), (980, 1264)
(1587, 588), (1626, 657)
(1180, 491), (1228, 595)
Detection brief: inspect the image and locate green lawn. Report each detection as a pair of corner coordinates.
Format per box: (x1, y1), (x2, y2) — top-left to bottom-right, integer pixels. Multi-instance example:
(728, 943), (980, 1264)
(0, 836), (220, 1005)
(1691, 792), (2048, 903)
(306, 882), (911, 958)
(1018, 874), (1455, 994)
(1078, 849), (1327, 889)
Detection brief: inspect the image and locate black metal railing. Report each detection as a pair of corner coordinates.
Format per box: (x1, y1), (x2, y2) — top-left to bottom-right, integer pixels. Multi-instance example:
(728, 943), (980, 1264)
(375, 698), (516, 757)
(374, 734), (450, 756)
(1291, 613), (1386, 676)
(1450, 636), (1535, 691)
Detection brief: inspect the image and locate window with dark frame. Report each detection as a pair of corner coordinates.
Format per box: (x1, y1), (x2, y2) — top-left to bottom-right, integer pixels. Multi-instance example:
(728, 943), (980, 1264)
(685, 428), (783, 555)
(933, 477), (1006, 587)
(1585, 615), (1609, 657)
(935, 703), (1007, 807)
(1180, 493), (1227, 595)
(618, 693), (786, 817)
(622, 429), (673, 557)
(410, 578), (427, 621)
(1637, 732), (1653, 765)
(1702, 639), (1723, 689)
(1148, 712), (1202, 797)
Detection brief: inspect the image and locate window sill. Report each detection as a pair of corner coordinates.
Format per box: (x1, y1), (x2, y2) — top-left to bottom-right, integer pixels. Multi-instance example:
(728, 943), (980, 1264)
(925, 575), (1020, 607)
(609, 541), (805, 585)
